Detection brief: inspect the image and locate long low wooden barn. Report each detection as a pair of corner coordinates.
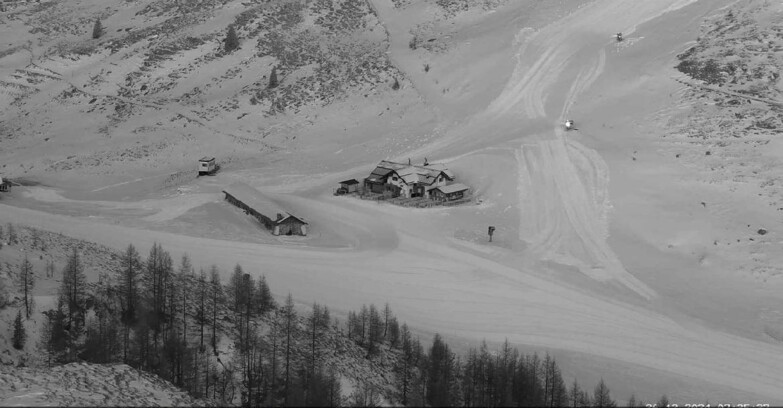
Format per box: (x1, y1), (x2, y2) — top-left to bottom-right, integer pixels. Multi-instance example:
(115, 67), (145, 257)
(222, 182), (308, 236)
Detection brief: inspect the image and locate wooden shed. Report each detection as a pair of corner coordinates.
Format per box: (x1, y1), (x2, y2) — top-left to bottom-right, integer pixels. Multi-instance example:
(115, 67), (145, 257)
(222, 182), (307, 236)
(339, 179), (359, 193)
(430, 183), (469, 201)
(0, 176), (8, 192)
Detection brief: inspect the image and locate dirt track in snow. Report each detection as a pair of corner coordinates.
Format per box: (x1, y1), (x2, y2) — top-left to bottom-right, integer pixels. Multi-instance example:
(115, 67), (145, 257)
(516, 136), (656, 300)
(3, 0), (783, 403)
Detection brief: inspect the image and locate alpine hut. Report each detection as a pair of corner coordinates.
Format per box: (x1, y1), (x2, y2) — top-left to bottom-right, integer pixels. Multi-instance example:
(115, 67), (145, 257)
(364, 160), (455, 199)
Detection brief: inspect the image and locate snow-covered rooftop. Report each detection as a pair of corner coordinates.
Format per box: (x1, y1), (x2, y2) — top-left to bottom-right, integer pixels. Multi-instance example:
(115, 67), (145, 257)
(374, 160), (454, 185)
(222, 182), (306, 224)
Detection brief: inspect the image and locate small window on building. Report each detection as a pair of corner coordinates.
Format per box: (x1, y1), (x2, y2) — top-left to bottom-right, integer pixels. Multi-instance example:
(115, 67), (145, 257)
(439, 176), (443, 182)
(393, 176), (398, 181)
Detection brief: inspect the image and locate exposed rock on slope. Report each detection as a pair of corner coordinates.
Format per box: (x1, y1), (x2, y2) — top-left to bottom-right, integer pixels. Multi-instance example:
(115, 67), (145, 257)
(664, 0), (783, 205)
(675, 1), (782, 98)
(658, 0), (783, 281)
(0, 363), (217, 407)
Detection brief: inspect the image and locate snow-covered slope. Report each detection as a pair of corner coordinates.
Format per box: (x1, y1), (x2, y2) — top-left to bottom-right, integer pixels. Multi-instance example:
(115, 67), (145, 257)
(2, 0), (783, 404)
(0, 0), (433, 189)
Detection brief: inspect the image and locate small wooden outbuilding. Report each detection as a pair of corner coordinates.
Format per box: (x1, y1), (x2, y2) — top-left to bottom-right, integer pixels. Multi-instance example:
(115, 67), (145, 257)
(222, 182), (307, 236)
(339, 179), (359, 193)
(0, 176), (8, 192)
(430, 183), (469, 201)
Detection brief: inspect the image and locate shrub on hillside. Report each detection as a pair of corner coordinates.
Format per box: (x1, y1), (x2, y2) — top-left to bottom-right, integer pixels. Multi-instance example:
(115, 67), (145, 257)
(676, 57), (726, 85)
(92, 19), (104, 39)
(0, 277), (8, 309)
(225, 26), (239, 53)
(7, 223), (17, 245)
(268, 66), (279, 89)
(13, 310), (26, 350)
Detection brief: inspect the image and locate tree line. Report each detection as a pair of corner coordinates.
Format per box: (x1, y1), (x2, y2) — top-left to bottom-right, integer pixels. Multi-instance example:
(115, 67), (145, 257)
(344, 308), (622, 407)
(11, 235), (667, 406)
(32, 242), (341, 405)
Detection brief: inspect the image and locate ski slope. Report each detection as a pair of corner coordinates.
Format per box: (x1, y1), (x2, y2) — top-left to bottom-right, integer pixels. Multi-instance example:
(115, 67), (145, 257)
(2, 0), (781, 403)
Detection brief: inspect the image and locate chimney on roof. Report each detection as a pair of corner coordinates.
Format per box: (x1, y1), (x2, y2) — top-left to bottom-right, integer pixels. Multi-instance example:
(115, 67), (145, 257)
(424, 157), (429, 166)
(276, 213), (284, 221)
(408, 158), (411, 165)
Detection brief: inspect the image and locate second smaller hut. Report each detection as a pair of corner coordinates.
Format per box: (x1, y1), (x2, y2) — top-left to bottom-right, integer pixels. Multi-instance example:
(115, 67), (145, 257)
(429, 183), (469, 202)
(338, 179), (359, 194)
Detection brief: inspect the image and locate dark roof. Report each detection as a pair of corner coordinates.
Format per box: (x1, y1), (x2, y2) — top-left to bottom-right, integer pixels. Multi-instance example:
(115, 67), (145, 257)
(432, 183), (469, 194)
(340, 179), (359, 185)
(369, 167), (394, 178)
(199, 157), (215, 162)
(223, 182), (307, 225)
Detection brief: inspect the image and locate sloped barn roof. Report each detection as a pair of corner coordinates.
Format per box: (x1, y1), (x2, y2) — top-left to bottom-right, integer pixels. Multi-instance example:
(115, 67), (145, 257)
(223, 182), (307, 224)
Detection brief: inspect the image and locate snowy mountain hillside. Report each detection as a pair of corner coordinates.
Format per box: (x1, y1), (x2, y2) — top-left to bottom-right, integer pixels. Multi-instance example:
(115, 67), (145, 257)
(665, 0), (783, 213)
(0, 0), (433, 188)
(3, 0), (783, 404)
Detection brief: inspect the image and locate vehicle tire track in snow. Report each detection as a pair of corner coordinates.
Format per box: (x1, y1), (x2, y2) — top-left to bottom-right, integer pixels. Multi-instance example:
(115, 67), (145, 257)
(560, 49), (606, 121)
(487, 35), (566, 119)
(517, 137), (656, 299)
(516, 50), (655, 299)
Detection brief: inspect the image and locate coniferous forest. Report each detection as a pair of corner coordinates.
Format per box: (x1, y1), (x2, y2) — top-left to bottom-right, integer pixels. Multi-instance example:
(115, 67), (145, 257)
(6, 231), (643, 406)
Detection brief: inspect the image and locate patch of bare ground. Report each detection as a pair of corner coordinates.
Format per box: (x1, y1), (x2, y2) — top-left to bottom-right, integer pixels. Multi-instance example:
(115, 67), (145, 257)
(244, 0), (404, 115)
(0, 224), (122, 281)
(434, 0), (508, 17)
(657, 0), (783, 280)
(45, 141), (173, 173)
(0, 363), (217, 407)
(663, 0), (783, 204)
